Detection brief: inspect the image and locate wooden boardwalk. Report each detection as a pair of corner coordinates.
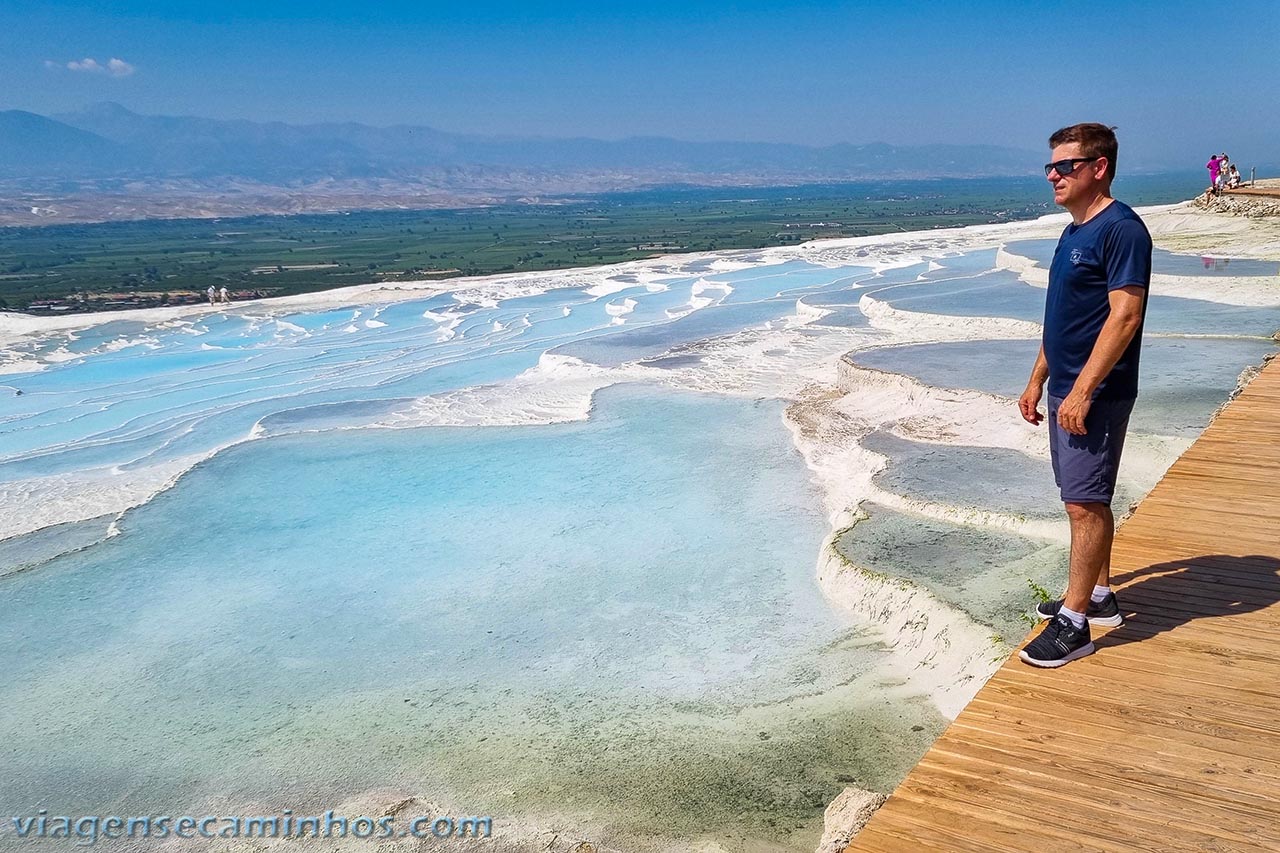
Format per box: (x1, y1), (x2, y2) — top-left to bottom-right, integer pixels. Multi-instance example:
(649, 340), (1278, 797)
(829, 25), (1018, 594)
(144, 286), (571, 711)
(1224, 186), (1280, 199)
(846, 355), (1280, 853)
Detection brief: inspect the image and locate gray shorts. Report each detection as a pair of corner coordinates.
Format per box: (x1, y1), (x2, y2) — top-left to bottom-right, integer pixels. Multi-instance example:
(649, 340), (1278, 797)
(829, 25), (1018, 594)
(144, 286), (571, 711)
(1047, 395), (1135, 505)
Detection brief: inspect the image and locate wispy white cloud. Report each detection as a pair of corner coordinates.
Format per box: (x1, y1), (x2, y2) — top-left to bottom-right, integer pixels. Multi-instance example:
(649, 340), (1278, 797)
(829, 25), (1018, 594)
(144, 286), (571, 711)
(48, 57), (136, 77)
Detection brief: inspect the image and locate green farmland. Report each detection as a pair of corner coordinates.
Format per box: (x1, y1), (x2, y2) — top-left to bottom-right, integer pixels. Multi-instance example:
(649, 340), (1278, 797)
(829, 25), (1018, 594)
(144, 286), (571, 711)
(0, 175), (1198, 313)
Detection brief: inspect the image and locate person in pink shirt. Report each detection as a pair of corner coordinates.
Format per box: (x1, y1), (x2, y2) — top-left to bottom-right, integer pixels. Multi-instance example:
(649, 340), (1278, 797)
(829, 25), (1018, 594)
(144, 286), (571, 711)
(1207, 155), (1221, 194)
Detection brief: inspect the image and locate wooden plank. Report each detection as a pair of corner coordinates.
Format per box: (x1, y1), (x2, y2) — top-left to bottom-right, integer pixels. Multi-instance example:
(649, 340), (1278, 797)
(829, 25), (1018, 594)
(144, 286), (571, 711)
(856, 795), (1086, 853)
(1104, 549), (1280, 574)
(932, 719), (1280, 810)
(917, 738), (1280, 826)
(986, 667), (1280, 736)
(843, 357), (1280, 852)
(989, 659), (1280, 714)
(898, 758), (1276, 848)
(961, 696), (1280, 767)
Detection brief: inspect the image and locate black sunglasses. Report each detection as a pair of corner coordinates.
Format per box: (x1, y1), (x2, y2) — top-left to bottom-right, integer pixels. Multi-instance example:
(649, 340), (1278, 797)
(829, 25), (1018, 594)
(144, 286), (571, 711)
(1044, 157), (1098, 178)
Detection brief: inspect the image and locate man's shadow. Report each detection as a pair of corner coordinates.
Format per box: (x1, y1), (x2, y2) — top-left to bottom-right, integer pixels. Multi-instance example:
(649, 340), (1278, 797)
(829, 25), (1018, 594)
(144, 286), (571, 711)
(1095, 554), (1280, 649)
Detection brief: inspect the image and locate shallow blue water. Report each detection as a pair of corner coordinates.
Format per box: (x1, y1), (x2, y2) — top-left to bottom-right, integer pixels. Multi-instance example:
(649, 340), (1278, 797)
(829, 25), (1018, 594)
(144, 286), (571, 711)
(0, 386), (885, 824)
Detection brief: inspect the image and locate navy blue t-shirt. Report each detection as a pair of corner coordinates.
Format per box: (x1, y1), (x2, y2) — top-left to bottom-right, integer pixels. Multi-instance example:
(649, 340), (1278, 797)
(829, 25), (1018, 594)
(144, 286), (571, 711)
(1043, 199), (1152, 400)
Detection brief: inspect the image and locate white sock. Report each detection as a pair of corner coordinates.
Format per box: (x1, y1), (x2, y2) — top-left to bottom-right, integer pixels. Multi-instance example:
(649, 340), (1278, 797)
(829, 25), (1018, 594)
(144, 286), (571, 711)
(1091, 585), (1111, 603)
(1058, 606), (1087, 629)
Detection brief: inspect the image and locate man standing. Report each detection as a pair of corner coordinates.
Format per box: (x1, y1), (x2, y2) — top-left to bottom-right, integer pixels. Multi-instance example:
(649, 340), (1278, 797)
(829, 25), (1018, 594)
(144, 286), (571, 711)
(1018, 123), (1152, 668)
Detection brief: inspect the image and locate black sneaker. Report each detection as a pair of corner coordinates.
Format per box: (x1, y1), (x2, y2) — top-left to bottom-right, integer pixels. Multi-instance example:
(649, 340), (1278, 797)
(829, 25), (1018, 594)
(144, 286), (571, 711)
(1019, 614), (1095, 668)
(1035, 592), (1123, 628)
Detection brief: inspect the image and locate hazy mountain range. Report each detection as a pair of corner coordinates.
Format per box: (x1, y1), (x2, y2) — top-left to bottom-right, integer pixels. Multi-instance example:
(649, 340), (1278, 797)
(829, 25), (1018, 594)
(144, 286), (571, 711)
(0, 103), (1045, 224)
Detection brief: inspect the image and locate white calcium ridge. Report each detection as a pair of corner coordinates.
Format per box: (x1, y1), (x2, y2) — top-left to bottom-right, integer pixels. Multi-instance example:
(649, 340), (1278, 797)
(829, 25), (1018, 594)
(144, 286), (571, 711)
(781, 298), (833, 328)
(584, 279), (637, 299)
(373, 354), (652, 428)
(272, 318), (308, 336)
(862, 485), (1067, 544)
(41, 346), (80, 363)
(704, 256), (759, 273)
(606, 297), (639, 325)
(0, 452), (218, 542)
(994, 246), (1049, 286)
(858, 293), (1043, 341)
(667, 325), (883, 399)
(814, 528), (1004, 720)
(687, 278), (733, 312)
(422, 309), (465, 341)
(0, 358), (45, 376)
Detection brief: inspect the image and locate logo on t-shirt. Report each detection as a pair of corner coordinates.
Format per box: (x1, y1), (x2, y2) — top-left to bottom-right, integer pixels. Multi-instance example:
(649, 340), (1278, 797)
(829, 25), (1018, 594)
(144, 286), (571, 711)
(1070, 248), (1084, 265)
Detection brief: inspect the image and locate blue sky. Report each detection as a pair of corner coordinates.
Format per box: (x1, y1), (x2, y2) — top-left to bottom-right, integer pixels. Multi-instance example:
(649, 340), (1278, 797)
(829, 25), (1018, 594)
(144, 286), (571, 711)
(3, 0), (1277, 168)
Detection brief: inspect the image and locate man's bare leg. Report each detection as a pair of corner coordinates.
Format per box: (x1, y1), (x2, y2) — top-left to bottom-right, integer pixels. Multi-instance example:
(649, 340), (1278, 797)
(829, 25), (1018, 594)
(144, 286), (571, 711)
(1062, 501), (1114, 613)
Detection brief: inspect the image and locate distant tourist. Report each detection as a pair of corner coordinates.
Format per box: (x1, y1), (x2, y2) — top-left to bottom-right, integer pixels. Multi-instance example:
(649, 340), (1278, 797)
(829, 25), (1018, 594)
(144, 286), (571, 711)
(1217, 153), (1231, 190)
(1018, 123), (1152, 668)
(1227, 164), (1242, 189)
(219, 286), (230, 304)
(1206, 155), (1222, 194)
(206, 285), (217, 305)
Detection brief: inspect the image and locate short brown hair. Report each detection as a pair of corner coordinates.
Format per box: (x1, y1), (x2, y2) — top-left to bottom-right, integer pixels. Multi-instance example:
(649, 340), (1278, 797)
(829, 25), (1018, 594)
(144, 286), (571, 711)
(1049, 123), (1118, 180)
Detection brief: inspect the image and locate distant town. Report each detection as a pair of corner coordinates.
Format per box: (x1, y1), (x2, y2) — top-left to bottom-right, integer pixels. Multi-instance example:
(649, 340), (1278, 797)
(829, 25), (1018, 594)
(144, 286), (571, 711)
(23, 288), (273, 313)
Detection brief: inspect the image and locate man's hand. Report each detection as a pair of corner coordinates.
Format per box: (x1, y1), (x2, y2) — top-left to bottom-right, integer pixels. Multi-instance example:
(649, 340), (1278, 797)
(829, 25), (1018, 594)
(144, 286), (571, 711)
(1057, 388), (1092, 435)
(1019, 383), (1045, 425)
